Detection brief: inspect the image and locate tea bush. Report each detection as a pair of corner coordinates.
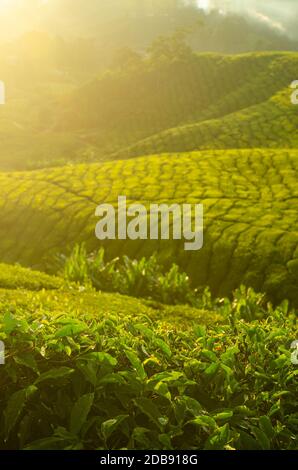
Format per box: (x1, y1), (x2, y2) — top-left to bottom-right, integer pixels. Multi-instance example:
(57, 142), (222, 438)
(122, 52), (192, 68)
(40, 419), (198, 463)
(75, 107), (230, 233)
(0, 278), (297, 450)
(59, 245), (198, 306)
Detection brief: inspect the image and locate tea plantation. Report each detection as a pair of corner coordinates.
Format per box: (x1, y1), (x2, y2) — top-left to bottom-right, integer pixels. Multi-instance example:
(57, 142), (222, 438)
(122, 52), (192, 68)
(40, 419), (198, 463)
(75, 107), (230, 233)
(0, 51), (297, 450)
(0, 149), (297, 305)
(0, 264), (297, 450)
(112, 87), (298, 159)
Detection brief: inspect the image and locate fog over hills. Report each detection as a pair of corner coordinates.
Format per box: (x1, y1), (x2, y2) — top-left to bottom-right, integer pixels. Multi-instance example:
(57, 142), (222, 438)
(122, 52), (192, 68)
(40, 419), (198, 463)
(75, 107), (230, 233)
(207, 0), (298, 39)
(0, 1), (297, 43)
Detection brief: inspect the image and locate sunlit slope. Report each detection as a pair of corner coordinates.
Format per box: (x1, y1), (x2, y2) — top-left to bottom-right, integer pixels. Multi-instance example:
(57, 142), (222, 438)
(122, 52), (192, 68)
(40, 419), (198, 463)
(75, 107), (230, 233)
(0, 263), (64, 291)
(1, 52), (298, 170)
(0, 264), (217, 326)
(112, 87), (298, 159)
(0, 149), (297, 304)
(62, 52), (298, 150)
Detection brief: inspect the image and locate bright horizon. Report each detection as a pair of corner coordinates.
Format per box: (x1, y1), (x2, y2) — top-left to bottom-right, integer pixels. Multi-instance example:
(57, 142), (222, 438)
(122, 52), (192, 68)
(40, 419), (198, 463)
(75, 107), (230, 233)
(0, 0), (297, 40)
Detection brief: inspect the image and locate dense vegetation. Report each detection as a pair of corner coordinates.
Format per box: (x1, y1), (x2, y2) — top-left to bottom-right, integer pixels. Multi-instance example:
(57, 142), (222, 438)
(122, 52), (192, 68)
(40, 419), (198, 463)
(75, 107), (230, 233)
(59, 245), (198, 307)
(0, 264), (297, 450)
(0, 148), (297, 306)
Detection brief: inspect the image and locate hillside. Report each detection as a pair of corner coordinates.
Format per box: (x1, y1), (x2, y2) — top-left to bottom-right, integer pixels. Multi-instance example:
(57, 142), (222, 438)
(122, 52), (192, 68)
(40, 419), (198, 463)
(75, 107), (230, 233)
(112, 87), (298, 159)
(0, 149), (297, 305)
(59, 52), (298, 157)
(1, 52), (298, 170)
(0, 262), (219, 327)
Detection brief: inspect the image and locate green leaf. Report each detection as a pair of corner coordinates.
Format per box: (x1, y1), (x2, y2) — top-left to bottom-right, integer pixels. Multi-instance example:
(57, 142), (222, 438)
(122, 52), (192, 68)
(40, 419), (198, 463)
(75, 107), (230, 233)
(159, 433), (172, 449)
(101, 415), (129, 442)
(14, 353), (38, 373)
(131, 427), (151, 447)
(201, 349), (217, 362)
(134, 397), (164, 429)
(125, 350), (147, 380)
(154, 381), (171, 400)
(2, 312), (18, 334)
(25, 437), (66, 450)
(190, 415), (216, 429)
(35, 367), (74, 384)
(154, 338), (172, 358)
(149, 371), (184, 383)
(4, 385), (37, 437)
(259, 416), (275, 439)
(55, 323), (87, 338)
(83, 352), (117, 366)
(204, 362), (219, 376)
(70, 393), (94, 435)
(239, 431), (261, 450)
(194, 325), (206, 338)
(213, 410), (233, 421)
(182, 396), (203, 416)
(252, 426), (271, 450)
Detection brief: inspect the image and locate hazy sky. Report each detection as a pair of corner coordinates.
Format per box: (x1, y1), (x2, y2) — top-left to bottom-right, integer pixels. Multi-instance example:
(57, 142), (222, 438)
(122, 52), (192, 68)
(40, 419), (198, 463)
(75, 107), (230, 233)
(202, 0), (298, 39)
(0, 1), (297, 40)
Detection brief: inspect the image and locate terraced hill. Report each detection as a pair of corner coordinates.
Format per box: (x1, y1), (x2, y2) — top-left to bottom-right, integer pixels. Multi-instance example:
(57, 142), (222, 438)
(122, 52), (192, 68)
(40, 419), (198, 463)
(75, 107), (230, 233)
(1, 52), (297, 171)
(112, 87), (298, 159)
(60, 52), (298, 159)
(0, 263), (216, 327)
(64, 52), (298, 135)
(1, 149), (297, 305)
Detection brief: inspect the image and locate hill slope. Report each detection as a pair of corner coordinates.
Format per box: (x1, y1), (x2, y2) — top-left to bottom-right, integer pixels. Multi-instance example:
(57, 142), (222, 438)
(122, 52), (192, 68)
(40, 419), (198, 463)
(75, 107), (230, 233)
(1, 149), (297, 305)
(1, 52), (297, 171)
(59, 52), (298, 158)
(112, 87), (298, 159)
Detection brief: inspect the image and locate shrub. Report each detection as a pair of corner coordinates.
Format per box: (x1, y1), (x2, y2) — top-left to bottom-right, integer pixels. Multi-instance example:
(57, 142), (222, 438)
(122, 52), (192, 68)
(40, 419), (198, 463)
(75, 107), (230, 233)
(0, 297), (297, 450)
(59, 245), (197, 307)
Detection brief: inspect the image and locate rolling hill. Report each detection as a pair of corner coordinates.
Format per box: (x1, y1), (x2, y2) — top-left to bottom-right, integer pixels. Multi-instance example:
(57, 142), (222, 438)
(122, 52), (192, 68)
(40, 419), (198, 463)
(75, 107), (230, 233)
(1, 51), (298, 170)
(0, 149), (297, 305)
(111, 87), (298, 159)
(58, 52), (298, 159)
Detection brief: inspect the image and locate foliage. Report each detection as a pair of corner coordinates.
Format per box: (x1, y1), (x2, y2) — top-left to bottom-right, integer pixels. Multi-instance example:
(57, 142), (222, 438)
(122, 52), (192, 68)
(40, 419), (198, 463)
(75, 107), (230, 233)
(0, 263), (63, 291)
(59, 245), (197, 307)
(0, 276), (297, 450)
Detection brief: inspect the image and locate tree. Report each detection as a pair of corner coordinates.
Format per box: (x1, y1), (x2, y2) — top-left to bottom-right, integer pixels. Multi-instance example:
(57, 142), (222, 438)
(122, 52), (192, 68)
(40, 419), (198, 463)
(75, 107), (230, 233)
(148, 30), (194, 62)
